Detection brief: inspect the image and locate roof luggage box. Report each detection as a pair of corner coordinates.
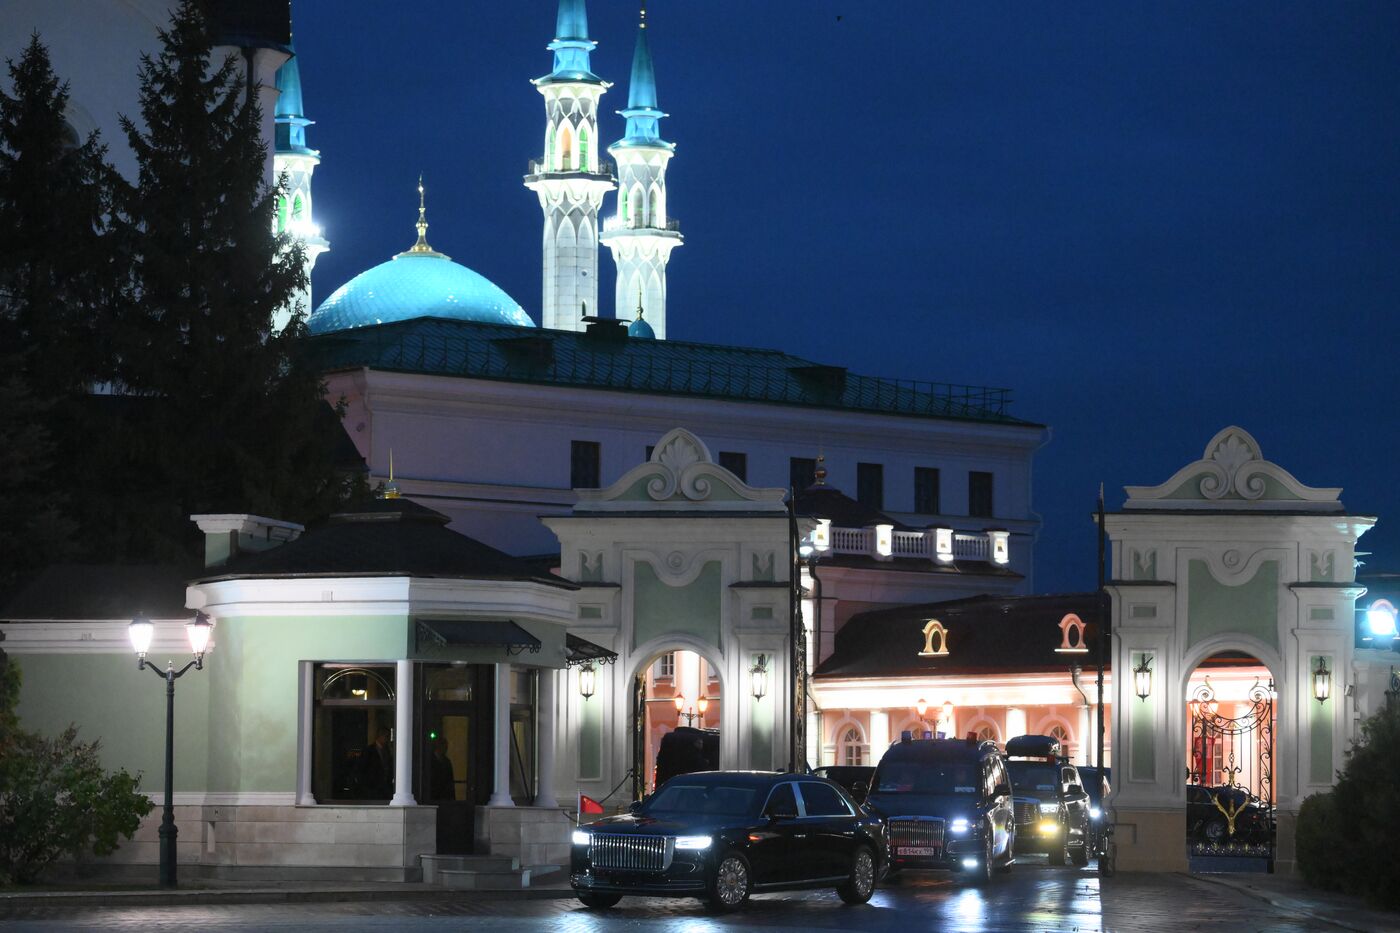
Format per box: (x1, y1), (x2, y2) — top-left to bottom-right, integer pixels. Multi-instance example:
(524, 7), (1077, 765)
(1004, 734), (1061, 761)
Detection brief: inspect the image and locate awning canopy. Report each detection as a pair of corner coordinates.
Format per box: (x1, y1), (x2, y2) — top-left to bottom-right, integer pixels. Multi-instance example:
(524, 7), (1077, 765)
(416, 619), (541, 656)
(566, 632), (618, 668)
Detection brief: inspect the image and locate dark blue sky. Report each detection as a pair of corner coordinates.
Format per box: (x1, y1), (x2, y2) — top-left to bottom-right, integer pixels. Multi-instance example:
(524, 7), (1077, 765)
(293, 1), (1400, 593)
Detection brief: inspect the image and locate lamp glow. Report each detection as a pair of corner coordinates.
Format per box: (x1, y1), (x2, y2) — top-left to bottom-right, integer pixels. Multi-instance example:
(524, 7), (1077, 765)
(698, 696), (709, 714)
(961, 857), (979, 869)
(949, 818), (970, 834)
(1134, 654), (1153, 701)
(674, 695), (685, 712)
(1367, 600), (1398, 638)
(915, 698), (929, 717)
(186, 612), (213, 661)
(571, 830), (591, 846)
(674, 835), (712, 850)
(129, 615), (155, 659)
(750, 654), (769, 701)
(1313, 657), (1332, 704)
(578, 662), (597, 701)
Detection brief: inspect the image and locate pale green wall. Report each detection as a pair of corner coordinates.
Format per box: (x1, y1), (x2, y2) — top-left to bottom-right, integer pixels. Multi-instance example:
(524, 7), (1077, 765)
(1186, 559), (1279, 652)
(205, 615), (408, 794)
(579, 693), (602, 779)
(1129, 652), (1155, 781)
(15, 653), (211, 794)
(749, 687), (772, 769)
(1310, 655), (1334, 784)
(632, 561), (722, 651)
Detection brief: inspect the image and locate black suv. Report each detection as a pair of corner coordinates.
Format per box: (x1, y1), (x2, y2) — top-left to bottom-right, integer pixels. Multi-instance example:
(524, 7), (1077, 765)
(864, 736), (1015, 884)
(1004, 735), (1091, 867)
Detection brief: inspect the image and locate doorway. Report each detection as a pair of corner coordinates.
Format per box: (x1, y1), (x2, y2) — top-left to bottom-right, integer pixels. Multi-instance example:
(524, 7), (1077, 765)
(416, 664), (493, 854)
(631, 649), (722, 799)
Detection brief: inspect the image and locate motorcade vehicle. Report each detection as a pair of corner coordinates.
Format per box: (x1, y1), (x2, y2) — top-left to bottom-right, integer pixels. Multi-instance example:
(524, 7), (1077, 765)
(810, 765), (876, 803)
(653, 726), (720, 788)
(1186, 784), (1272, 844)
(1003, 735), (1091, 867)
(1077, 765), (1112, 855)
(864, 734), (1015, 885)
(570, 770), (886, 912)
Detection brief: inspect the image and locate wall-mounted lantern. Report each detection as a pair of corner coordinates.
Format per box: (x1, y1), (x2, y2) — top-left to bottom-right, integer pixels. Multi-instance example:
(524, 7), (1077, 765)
(578, 662), (597, 701)
(941, 700), (955, 724)
(749, 654), (769, 701)
(1313, 657), (1332, 704)
(915, 697), (929, 717)
(1133, 654), (1154, 701)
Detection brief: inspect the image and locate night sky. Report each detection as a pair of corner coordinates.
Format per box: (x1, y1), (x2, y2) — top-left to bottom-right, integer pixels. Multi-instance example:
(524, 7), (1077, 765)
(291, 1), (1400, 593)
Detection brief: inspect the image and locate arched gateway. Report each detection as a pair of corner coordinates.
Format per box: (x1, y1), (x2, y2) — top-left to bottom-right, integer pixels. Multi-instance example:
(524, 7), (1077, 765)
(543, 429), (797, 807)
(1106, 427), (1374, 874)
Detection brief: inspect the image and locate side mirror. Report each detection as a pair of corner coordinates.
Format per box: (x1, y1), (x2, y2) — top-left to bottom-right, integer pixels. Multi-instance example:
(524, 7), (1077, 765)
(993, 783), (1011, 798)
(627, 800), (644, 816)
(851, 780), (869, 802)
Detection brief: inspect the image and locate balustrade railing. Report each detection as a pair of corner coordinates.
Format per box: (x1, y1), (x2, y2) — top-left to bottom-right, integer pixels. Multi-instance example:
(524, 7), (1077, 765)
(602, 214), (682, 234)
(813, 525), (1006, 565)
(527, 158), (615, 178)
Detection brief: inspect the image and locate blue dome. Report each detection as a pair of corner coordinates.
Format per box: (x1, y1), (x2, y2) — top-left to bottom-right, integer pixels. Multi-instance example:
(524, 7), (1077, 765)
(308, 252), (535, 334)
(628, 316), (656, 339)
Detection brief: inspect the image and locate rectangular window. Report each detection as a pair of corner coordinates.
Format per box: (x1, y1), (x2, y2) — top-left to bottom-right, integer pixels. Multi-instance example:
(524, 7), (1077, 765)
(914, 467), (941, 515)
(718, 451), (748, 482)
(969, 471), (994, 518)
(571, 440), (601, 489)
(790, 457), (816, 491)
(655, 652), (675, 679)
(311, 663), (398, 803)
(856, 462), (884, 511)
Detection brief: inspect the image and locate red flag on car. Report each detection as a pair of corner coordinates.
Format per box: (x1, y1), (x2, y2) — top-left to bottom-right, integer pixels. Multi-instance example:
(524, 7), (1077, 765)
(578, 792), (604, 815)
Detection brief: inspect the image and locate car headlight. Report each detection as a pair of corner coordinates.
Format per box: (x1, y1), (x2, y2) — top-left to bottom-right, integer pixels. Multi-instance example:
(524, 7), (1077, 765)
(1038, 803), (1059, 815)
(949, 818), (970, 834)
(1038, 820), (1059, 834)
(571, 830), (592, 846)
(674, 835), (712, 850)
(1089, 806), (1102, 820)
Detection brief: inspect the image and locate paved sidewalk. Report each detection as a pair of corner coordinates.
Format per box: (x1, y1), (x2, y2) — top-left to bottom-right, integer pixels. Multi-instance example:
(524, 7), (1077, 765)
(1189, 872), (1400, 933)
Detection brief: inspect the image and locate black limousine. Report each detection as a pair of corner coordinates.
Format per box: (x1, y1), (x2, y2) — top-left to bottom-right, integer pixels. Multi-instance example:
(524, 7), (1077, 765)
(570, 771), (886, 912)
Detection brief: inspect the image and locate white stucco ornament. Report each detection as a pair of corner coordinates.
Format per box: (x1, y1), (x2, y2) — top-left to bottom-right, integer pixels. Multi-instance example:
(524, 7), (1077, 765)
(1123, 426), (1342, 512)
(574, 427), (787, 512)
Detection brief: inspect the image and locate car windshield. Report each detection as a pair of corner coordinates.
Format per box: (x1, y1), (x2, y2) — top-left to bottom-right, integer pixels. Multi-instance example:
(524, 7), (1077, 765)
(873, 760), (979, 794)
(645, 782), (761, 817)
(1007, 761), (1059, 793)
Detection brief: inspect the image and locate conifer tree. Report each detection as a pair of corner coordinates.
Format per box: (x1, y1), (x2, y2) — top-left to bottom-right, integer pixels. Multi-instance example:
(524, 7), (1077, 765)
(110, 0), (351, 558)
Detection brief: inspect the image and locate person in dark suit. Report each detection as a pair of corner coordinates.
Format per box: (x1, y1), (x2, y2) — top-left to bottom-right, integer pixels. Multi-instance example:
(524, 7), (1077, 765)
(429, 735), (456, 801)
(356, 727), (393, 799)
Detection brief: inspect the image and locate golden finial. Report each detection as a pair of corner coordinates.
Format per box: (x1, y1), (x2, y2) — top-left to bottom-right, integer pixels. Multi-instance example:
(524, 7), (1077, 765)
(397, 174), (448, 259)
(382, 449), (401, 499)
(635, 285), (645, 320)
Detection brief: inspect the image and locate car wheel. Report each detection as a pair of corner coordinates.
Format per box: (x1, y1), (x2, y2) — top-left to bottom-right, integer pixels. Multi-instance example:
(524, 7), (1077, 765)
(1049, 840), (1066, 866)
(1204, 819), (1227, 844)
(576, 892), (622, 909)
(837, 846), (877, 905)
(967, 833), (994, 886)
(1070, 844), (1089, 868)
(706, 851), (752, 913)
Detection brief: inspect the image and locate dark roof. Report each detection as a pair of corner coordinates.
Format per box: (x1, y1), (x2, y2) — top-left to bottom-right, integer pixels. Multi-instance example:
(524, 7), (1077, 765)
(2, 564), (195, 621)
(793, 484), (903, 529)
(196, 497), (576, 588)
(814, 592), (1105, 679)
(307, 317), (1035, 426)
(566, 633), (619, 666)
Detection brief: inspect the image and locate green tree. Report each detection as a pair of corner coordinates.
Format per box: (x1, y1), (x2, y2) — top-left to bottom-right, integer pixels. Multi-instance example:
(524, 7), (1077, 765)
(110, 0), (351, 559)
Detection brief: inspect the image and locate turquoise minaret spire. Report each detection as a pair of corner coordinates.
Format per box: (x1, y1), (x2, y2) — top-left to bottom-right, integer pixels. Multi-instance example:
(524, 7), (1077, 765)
(526, 0), (616, 332)
(542, 0), (602, 85)
(601, 1), (682, 339)
(620, 4), (668, 146)
(272, 41), (328, 331)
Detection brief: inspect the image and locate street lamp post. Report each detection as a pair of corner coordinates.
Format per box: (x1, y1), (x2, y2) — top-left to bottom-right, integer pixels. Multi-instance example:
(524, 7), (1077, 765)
(128, 611), (213, 888)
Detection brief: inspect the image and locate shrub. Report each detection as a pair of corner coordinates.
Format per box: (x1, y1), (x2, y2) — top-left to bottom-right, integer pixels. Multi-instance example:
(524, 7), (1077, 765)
(1295, 792), (1348, 892)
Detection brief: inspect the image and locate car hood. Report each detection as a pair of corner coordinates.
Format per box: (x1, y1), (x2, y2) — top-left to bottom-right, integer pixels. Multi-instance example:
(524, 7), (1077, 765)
(577, 813), (742, 836)
(865, 792), (978, 823)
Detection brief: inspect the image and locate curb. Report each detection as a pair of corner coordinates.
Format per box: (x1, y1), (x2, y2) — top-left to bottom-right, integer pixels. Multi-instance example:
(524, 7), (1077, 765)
(0, 885), (578, 912)
(1184, 873), (1393, 933)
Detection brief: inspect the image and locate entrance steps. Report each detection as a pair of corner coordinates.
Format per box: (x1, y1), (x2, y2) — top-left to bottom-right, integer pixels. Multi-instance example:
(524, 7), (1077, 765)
(421, 854), (537, 890)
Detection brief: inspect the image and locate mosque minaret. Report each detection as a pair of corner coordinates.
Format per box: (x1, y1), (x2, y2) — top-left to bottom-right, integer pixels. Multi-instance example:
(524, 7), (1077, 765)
(272, 41), (329, 332)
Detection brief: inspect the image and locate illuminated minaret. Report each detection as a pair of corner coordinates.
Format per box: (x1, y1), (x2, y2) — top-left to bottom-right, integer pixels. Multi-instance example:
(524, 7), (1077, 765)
(272, 42), (329, 331)
(600, 2), (681, 340)
(524, 0), (615, 332)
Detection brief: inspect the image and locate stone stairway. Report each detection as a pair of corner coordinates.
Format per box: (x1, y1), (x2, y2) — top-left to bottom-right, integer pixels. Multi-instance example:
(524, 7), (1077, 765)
(421, 854), (557, 890)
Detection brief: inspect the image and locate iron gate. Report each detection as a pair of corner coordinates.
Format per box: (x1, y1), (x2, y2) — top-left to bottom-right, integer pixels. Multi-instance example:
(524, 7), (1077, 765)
(1187, 677), (1275, 869)
(631, 671), (646, 801)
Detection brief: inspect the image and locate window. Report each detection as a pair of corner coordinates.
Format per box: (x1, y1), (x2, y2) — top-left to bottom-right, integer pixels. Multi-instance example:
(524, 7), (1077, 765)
(969, 471), (994, 518)
(1048, 724), (1071, 746)
(790, 457), (816, 491)
(631, 185), (644, 227)
(764, 782), (798, 817)
(311, 664), (397, 802)
(561, 125), (573, 170)
(976, 724), (998, 744)
(620, 188), (629, 226)
(292, 193), (304, 220)
(718, 451), (747, 482)
(840, 727), (864, 766)
(276, 195), (288, 234)
(647, 187), (659, 226)
(571, 440), (601, 489)
(856, 463), (883, 510)
(798, 782), (853, 816)
(578, 125), (589, 170)
(914, 467), (941, 515)
(654, 652), (675, 679)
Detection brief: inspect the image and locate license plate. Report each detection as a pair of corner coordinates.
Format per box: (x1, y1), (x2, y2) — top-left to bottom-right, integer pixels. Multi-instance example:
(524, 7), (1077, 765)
(896, 846), (938, 856)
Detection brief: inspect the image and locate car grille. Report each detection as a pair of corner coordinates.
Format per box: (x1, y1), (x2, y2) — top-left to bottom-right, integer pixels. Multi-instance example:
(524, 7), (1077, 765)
(888, 818), (944, 848)
(588, 834), (672, 872)
(1014, 802), (1039, 826)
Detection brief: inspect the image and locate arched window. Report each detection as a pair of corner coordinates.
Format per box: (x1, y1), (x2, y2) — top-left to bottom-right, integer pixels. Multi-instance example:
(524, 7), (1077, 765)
(647, 187), (660, 226)
(560, 125), (574, 171)
(1048, 724), (1071, 745)
(631, 185), (644, 227)
(546, 130), (555, 171)
(292, 193), (304, 221)
(619, 188), (629, 224)
(840, 727), (864, 766)
(578, 125), (590, 171)
(276, 195), (288, 234)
